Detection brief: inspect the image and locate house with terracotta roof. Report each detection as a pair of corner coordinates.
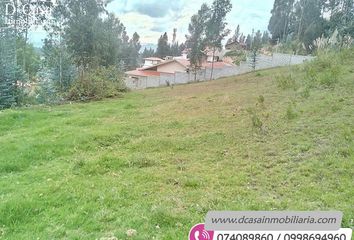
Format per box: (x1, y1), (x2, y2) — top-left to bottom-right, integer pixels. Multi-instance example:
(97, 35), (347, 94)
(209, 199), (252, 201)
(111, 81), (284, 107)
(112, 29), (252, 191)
(142, 57), (164, 67)
(125, 51), (236, 89)
(225, 40), (247, 50)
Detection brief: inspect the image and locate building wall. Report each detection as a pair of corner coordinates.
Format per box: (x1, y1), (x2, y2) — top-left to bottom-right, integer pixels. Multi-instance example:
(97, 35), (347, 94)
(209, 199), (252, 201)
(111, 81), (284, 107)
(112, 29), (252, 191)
(157, 62), (186, 74)
(125, 53), (315, 90)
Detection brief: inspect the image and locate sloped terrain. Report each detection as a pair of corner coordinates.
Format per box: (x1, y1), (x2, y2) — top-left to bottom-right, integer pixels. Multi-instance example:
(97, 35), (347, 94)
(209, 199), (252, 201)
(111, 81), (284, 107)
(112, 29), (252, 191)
(0, 50), (353, 239)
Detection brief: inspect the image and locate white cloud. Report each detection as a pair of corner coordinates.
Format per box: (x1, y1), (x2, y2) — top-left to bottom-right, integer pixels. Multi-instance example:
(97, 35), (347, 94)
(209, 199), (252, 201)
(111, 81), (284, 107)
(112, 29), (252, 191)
(29, 0), (274, 47)
(107, 0), (273, 44)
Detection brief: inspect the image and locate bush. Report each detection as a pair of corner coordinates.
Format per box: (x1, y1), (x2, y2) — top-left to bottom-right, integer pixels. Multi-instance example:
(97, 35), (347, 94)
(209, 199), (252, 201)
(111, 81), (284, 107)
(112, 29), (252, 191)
(286, 104), (298, 120)
(257, 95), (265, 104)
(224, 50), (247, 66)
(276, 73), (296, 90)
(304, 50), (343, 88)
(247, 108), (263, 130)
(68, 66), (127, 101)
(300, 87), (310, 98)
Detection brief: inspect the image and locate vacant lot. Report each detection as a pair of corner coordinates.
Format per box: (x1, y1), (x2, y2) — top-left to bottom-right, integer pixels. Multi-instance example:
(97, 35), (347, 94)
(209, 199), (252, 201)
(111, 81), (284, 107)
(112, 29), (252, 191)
(0, 52), (353, 239)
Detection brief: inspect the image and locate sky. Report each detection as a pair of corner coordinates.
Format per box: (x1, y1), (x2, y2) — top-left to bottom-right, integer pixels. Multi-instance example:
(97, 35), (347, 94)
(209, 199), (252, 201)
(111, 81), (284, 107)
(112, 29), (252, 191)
(29, 0), (274, 47)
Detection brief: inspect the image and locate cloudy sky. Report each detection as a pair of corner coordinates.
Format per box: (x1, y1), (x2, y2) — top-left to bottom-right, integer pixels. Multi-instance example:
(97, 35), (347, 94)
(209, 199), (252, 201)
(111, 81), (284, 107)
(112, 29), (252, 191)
(29, 0), (274, 47)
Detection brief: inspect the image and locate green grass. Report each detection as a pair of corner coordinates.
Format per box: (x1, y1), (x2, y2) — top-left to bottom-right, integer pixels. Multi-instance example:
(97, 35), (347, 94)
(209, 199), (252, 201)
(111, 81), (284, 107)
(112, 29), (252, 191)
(0, 51), (353, 239)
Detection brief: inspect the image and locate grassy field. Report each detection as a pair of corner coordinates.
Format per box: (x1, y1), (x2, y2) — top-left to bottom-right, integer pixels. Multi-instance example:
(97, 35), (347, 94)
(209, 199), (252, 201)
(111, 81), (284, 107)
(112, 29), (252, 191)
(0, 51), (353, 239)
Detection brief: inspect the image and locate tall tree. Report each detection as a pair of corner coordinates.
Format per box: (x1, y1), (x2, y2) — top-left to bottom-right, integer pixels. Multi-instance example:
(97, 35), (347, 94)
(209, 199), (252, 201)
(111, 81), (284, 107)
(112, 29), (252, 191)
(328, 0), (354, 37)
(262, 31), (270, 45)
(156, 32), (170, 58)
(268, 0), (295, 42)
(186, 3), (211, 81)
(142, 47), (155, 58)
(126, 32), (141, 70)
(172, 28), (177, 44)
(58, 0), (107, 71)
(253, 30), (263, 50)
(245, 34), (252, 50)
(206, 0), (232, 80)
(0, 28), (18, 109)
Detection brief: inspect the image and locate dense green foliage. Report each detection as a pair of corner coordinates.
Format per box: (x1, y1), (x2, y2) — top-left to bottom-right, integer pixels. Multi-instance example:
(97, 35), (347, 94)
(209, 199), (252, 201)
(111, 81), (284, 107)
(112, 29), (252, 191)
(155, 31), (184, 59)
(67, 66), (127, 101)
(0, 0), (139, 109)
(268, 0), (354, 53)
(186, 0), (232, 80)
(186, 4), (211, 69)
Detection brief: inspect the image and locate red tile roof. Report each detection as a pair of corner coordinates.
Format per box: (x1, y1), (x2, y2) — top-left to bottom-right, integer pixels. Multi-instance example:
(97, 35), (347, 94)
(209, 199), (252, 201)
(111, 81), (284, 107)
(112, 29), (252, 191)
(125, 70), (161, 77)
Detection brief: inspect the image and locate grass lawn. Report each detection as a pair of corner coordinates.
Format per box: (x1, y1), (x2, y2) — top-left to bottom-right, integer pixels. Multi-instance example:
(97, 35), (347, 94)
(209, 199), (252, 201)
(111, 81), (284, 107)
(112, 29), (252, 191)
(0, 53), (353, 239)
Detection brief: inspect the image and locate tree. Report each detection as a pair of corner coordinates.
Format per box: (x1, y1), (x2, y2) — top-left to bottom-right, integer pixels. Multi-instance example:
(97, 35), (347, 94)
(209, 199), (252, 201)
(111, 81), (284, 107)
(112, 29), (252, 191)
(42, 38), (76, 93)
(0, 29), (18, 109)
(268, 0), (295, 42)
(93, 13), (129, 68)
(262, 31), (270, 45)
(328, 0), (354, 37)
(186, 3), (211, 81)
(156, 32), (170, 58)
(126, 32), (141, 70)
(172, 28), (177, 44)
(142, 48), (155, 58)
(253, 30), (263, 50)
(57, 0), (107, 71)
(16, 38), (41, 81)
(171, 28), (181, 57)
(206, 0), (232, 80)
(234, 24), (241, 41)
(245, 34), (252, 50)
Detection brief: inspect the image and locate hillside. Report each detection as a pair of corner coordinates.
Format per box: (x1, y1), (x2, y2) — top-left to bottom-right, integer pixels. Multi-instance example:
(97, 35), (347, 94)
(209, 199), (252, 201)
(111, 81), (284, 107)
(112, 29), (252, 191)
(0, 50), (353, 239)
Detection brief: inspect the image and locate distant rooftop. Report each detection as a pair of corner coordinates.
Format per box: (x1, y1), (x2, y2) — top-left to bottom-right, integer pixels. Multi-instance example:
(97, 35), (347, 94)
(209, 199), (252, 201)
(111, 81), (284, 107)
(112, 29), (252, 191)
(144, 57), (163, 61)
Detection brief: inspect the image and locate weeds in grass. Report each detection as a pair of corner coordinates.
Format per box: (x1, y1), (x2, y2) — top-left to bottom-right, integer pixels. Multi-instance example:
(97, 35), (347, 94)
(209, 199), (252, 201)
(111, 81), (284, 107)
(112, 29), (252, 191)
(286, 104), (298, 120)
(257, 95), (265, 105)
(276, 73), (297, 90)
(73, 159), (85, 170)
(183, 178), (201, 188)
(300, 87), (310, 99)
(247, 108), (263, 130)
(304, 51), (342, 88)
(128, 155), (156, 168)
(151, 209), (181, 228)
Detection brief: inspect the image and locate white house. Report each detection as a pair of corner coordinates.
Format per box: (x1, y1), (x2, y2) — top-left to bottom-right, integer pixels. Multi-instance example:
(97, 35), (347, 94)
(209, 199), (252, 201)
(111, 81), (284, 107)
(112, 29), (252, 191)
(142, 57), (164, 68)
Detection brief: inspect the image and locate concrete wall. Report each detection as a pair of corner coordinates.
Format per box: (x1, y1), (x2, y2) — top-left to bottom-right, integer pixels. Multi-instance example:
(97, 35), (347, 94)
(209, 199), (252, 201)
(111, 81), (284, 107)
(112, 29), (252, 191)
(124, 53), (314, 90)
(157, 62), (186, 74)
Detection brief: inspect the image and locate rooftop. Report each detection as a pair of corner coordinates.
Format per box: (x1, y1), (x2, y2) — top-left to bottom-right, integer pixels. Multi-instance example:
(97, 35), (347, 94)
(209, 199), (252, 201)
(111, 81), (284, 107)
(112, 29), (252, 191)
(144, 57), (164, 61)
(125, 70), (162, 77)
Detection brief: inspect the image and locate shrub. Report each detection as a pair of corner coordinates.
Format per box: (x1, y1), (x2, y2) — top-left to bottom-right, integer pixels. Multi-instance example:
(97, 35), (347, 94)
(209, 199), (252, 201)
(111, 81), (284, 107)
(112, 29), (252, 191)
(286, 104), (298, 120)
(276, 73), (296, 90)
(224, 50), (247, 66)
(304, 50), (343, 88)
(300, 87), (310, 98)
(257, 95), (265, 104)
(247, 108), (263, 130)
(68, 66), (127, 101)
